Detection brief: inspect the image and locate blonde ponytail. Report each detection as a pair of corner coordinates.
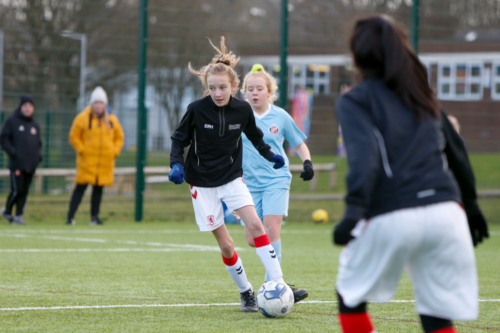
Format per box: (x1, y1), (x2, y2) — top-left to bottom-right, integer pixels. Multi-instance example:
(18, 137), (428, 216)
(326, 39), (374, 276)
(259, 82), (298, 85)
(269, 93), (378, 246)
(189, 37), (240, 96)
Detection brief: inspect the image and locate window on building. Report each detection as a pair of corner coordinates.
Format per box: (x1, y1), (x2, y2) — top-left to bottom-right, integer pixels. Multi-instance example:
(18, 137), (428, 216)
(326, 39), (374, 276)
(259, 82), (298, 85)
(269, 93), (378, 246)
(437, 63), (483, 100)
(289, 64), (330, 96)
(492, 62), (500, 100)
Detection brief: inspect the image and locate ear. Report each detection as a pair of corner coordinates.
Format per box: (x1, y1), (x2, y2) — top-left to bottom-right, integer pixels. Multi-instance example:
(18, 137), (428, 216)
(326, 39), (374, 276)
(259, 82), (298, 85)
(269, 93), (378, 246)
(232, 81), (238, 90)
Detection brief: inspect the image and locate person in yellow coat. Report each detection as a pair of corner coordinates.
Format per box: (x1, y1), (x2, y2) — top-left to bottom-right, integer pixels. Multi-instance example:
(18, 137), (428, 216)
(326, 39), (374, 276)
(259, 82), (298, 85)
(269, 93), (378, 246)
(65, 86), (124, 225)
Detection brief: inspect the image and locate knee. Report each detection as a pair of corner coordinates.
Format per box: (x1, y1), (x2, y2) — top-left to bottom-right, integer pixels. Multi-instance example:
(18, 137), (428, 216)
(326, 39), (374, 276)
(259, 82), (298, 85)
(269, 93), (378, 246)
(220, 238), (235, 256)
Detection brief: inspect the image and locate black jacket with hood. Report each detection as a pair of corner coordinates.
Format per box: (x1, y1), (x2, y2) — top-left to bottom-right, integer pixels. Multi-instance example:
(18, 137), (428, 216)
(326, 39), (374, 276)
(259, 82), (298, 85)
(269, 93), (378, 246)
(170, 95), (275, 187)
(0, 96), (42, 173)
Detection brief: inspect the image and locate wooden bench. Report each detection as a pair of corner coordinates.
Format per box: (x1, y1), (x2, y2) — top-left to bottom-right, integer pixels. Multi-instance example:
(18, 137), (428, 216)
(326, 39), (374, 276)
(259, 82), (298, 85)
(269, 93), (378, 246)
(0, 163), (337, 193)
(289, 162), (336, 190)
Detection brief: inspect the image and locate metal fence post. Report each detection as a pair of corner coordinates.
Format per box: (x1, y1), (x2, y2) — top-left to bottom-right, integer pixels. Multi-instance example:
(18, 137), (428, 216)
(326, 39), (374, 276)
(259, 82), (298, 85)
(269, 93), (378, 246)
(411, 0), (420, 54)
(43, 112), (50, 194)
(135, 0), (148, 222)
(279, 0), (288, 109)
(0, 111), (4, 192)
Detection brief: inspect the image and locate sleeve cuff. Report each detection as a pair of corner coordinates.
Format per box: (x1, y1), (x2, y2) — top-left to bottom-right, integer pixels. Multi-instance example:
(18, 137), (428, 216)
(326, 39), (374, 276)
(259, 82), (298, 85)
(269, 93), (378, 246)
(344, 204), (366, 221)
(263, 150), (275, 161)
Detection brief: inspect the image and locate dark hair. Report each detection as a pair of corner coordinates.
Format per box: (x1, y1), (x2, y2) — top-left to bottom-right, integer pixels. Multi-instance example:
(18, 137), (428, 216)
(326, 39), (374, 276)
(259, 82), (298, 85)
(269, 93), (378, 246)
(350, 15), (439, 119)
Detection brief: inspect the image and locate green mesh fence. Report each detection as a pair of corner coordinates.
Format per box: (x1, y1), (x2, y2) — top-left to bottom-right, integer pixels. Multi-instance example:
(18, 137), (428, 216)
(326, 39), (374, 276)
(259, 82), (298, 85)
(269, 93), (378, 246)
(0, 0), (499, 223)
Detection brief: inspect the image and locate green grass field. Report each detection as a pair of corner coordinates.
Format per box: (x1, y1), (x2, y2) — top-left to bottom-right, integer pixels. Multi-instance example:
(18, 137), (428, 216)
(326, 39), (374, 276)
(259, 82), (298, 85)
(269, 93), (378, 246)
(0, 221), (498, 332)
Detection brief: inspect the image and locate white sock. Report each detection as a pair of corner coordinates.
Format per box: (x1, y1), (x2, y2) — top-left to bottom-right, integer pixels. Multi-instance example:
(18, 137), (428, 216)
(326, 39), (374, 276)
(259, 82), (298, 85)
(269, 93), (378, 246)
(254, 235), (284, 283)
(265, 240), (282, 282)
(223, 253), (252, 293)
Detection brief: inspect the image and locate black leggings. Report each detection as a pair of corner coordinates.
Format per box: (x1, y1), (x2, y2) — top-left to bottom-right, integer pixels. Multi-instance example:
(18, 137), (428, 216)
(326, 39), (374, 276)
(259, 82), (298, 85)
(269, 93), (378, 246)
(67, 184), (104, 220)
(5, 170), (34, 216)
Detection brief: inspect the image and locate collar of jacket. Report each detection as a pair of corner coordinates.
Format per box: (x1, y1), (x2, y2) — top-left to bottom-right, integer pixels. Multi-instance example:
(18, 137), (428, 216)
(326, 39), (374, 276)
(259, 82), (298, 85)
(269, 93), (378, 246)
(205, 95), (238, 110)
(14, 108), (33, 122)
(82, 106), (105, 119)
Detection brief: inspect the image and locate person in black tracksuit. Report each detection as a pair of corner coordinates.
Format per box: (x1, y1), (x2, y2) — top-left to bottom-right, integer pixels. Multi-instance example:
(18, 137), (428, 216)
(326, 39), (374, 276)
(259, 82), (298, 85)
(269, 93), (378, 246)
(0, 96), (42, 225)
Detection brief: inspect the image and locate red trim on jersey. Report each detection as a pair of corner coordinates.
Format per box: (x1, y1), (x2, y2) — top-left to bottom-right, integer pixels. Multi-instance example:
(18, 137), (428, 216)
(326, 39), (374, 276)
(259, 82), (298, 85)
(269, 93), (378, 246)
(432, 328), (456, 333)
(254, 234), (271, 248)
(222, 252), (239, 266)
(339, 313), (374, 333)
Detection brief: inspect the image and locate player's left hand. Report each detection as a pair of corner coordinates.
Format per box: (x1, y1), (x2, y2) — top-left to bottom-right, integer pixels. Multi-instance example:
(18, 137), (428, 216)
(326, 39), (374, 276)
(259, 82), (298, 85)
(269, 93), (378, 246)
(270, 154), (285, 169)
(300, 160), (314, 181)
(465, 201), (489, 247)
(333, 218), (358, 245)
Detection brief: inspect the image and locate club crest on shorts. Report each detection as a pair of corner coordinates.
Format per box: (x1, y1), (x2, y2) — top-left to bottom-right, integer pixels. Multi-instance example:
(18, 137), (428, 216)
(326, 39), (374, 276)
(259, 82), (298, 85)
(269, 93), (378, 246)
(269, 125), (279, 135)
(207, 215), (215, 226)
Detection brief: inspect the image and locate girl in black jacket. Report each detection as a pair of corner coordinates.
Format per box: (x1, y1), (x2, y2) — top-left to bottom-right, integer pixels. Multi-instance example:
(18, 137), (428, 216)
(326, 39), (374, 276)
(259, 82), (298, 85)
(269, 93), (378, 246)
(169, 37), (305, 312)
(333, 16), (486, 333)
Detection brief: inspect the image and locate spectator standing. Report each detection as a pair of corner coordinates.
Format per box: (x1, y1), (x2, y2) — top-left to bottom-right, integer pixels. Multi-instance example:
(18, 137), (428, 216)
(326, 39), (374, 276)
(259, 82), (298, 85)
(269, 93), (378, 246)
(0, 96), (42, 225)
(66, 87), (124, 226)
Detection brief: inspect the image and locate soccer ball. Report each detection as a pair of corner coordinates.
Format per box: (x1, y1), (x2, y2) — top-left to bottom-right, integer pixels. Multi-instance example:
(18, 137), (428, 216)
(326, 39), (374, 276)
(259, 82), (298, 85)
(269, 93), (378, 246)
(312, 209), (328, 224)
(256, 281), (294, 318)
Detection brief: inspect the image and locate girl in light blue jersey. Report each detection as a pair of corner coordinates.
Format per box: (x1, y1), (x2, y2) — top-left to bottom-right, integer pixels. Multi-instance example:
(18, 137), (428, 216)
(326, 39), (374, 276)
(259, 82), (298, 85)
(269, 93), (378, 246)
(239, 65), (314, 299)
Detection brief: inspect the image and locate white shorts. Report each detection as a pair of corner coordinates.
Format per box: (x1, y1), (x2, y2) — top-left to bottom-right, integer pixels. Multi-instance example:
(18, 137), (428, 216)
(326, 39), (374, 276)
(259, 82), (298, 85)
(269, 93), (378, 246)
(336, 201), (478, 321)
(190, 177), (254, 232)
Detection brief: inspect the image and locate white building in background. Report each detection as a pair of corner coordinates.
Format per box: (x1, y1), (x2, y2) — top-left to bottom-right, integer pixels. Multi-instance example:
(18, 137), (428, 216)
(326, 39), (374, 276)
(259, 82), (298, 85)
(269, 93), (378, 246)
(112, 84), (194, 151)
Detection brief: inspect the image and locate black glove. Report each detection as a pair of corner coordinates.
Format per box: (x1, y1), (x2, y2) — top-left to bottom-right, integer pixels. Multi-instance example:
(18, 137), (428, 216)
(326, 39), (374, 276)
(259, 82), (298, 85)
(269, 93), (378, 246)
(332, 205), (364, 245)
(300, 159), (314, 181)
(333, 218), (358, 245)
(464, 201), (489, 247)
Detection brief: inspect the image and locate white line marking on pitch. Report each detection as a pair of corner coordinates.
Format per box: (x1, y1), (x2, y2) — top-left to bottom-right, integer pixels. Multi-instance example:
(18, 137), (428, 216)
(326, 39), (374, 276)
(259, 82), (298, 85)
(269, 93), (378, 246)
(0, 248), (202, 253)
(1, 300), (498, 311)
(0, 233), (239, 252)
(0, 229), (330, 235)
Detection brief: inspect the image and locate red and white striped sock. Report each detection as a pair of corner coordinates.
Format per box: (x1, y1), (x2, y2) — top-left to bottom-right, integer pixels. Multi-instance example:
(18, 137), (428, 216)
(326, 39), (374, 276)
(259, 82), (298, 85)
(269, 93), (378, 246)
(222, 252), (252, 293)
(254, 234), (284, 283)
(339, 312), (375, 333)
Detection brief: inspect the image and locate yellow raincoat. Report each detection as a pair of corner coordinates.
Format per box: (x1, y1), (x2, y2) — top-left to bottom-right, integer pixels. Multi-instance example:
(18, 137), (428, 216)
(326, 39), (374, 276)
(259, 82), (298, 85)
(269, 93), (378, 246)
(69, 106), (125, 186)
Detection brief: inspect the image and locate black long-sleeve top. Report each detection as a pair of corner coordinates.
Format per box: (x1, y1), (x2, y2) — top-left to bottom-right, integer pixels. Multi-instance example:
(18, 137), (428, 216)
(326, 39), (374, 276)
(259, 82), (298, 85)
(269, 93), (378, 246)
(337, 78), (460, 220)
(170, 95), (275, 187)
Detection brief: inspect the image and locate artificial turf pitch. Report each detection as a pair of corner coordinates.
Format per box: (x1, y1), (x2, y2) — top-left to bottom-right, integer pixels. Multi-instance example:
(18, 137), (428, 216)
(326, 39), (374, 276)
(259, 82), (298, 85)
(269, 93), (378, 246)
(0, 221), (498, 332)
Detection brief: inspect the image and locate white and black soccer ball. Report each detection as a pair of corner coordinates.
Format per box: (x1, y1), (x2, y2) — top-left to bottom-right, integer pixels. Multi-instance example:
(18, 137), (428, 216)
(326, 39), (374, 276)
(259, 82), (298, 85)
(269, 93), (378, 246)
(256, 281), (294, 318)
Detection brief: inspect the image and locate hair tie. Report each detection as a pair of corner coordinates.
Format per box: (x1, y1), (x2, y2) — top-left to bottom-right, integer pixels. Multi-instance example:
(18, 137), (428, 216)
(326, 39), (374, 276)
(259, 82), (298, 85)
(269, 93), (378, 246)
(217, 59), (227, 65)
(251, 64), (265, 72)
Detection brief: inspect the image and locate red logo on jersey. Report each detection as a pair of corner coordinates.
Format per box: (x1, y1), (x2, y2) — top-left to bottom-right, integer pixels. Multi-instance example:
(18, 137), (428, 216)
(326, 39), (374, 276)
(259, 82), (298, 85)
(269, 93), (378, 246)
(207, 215), (215, 226)
(269, 125), (279, 135)
(190, 185), (198, 199)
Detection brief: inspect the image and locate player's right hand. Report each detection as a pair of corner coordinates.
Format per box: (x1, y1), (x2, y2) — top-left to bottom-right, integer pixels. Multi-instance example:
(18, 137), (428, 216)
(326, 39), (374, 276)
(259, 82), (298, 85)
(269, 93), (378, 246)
(169, 163), (185, 185)
(333, 218), (358, 245)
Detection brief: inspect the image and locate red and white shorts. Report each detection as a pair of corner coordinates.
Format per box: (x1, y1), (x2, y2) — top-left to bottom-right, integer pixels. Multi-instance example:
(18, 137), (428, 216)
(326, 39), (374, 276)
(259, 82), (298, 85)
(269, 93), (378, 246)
(189, 177), (254, 232)
(336, 201), (478, 321)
